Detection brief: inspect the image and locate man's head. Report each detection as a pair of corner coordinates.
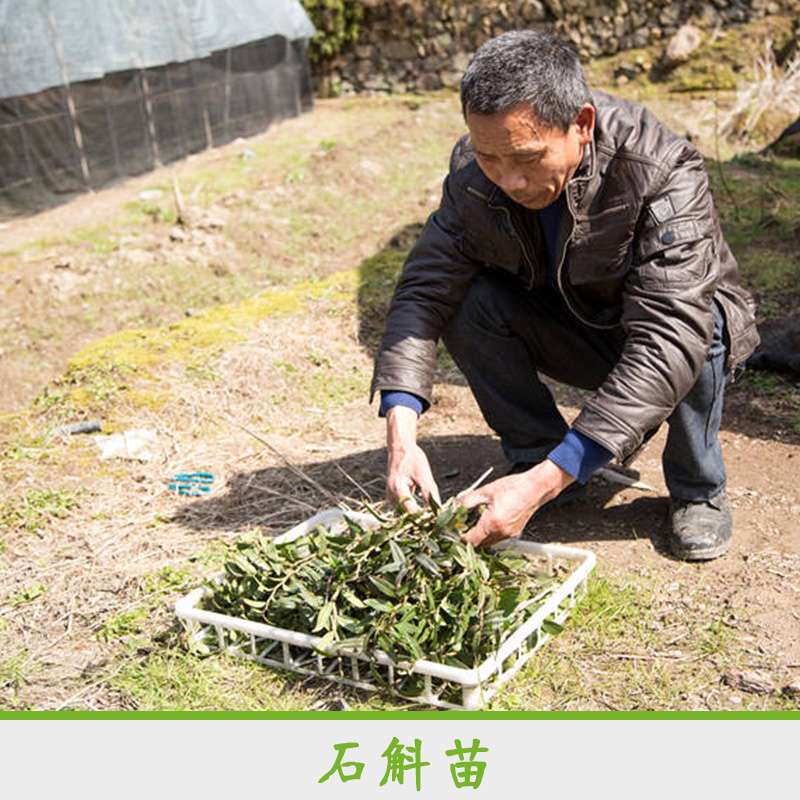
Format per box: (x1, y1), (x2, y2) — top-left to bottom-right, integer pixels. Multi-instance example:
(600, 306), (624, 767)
(460, 30), (595, 209)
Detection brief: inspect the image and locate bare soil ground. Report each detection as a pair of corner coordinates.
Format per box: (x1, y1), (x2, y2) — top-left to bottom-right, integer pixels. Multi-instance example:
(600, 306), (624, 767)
(1, 85), (799, 711)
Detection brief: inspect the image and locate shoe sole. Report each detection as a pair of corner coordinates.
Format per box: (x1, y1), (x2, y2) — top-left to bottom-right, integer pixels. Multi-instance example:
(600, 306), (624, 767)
(669, 538), (731, 561)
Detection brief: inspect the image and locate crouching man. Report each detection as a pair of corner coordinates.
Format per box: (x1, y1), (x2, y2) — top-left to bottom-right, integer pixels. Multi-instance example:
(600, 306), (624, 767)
(371, 30), (759, 560)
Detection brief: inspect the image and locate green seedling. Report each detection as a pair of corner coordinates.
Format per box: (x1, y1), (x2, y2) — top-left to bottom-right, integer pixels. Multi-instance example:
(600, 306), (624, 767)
(201, 501), (561, 671)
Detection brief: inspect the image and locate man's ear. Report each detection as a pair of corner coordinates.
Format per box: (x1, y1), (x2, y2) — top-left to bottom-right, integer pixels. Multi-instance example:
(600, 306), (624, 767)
(574, 104), (595, 144)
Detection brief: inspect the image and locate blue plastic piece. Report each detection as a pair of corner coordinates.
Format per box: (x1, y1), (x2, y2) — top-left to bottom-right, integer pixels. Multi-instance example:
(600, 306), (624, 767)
(168, 472), (215, 496)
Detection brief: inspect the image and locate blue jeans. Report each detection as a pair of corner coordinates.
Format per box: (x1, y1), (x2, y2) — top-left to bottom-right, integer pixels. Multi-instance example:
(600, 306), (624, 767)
(442, 272), (728, 502)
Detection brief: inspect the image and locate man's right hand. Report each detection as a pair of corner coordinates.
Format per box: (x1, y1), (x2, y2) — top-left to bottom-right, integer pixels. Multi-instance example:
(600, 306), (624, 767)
(385, 405), (441, 512)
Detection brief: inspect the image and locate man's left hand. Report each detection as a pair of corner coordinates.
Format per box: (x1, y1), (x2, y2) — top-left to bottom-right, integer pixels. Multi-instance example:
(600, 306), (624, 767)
(459, 460), (575, 547)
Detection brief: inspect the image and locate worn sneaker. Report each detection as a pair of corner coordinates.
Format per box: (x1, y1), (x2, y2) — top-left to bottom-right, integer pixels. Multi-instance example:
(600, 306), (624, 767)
(668, 490), (732, 561)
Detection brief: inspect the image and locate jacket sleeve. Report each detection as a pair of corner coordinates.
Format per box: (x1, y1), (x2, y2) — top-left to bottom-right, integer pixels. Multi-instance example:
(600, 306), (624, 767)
(370, 153), (482, 405)
(572, 142), (720, 460)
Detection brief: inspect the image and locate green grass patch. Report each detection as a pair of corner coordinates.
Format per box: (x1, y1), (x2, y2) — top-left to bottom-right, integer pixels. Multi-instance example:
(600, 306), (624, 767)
(490, 572), (749, 711)
(105, 647), (306, 711)
(728, 371), (800, 433)
(709, 155), (800, 297)
(32, 271), (359, 417)
(141, 566), (197, 598)
(7, 223), (121, 259)
(122, 198), (177, 226)
(0, 489), (83, 533)
(97, 608), (150, 644)
(0, 651), (30, 692)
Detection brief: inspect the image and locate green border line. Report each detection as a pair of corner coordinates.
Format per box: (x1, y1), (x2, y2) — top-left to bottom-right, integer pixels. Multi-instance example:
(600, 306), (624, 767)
(0, 711), (797, 720)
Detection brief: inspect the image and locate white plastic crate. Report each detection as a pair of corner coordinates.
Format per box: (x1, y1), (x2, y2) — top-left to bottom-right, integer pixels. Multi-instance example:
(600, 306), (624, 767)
(175, 508), (596, 709)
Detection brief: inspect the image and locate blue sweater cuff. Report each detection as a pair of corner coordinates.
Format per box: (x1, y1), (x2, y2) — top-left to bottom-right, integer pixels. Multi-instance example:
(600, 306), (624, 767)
(379, 391), (426, 418)
(548, 429), (613, 484)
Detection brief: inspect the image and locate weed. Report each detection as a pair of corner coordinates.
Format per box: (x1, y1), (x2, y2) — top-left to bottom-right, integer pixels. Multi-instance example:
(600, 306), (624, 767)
(283, 168), (306, 184)
(97, 607), (150, 643)
(7, 584), (47, 607)
(141, 566), (195, 598)
(486, 574), (739, 710)
(0, 652), (29, 691)
(2, 437), (48, 461)
(123, 199), (177, 226)
(695, 613), (734, 656)
(0, 489), (83, 533)
(306, 349), (333, 368)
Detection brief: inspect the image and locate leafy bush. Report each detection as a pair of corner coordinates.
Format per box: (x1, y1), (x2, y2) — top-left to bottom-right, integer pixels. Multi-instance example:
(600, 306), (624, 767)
(300, 0), (365, 66)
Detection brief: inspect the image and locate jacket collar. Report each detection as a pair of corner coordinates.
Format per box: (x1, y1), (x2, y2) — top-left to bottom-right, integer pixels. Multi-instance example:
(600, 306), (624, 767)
(566, 137), (596, 209)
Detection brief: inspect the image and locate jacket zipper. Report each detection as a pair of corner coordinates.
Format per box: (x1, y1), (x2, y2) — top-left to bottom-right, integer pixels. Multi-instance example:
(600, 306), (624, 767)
(487, 195), (538, 290)
(468, 183), (618, 329)
(555, 187), (619, 330)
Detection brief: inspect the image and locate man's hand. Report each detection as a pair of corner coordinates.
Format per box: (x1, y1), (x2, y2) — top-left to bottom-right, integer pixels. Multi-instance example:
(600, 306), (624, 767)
(385, 405), (441, 512)
(459, 460), (575, 547)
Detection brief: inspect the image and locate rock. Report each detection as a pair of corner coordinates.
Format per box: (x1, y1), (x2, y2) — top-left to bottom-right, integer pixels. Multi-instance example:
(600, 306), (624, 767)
(381, 39), (418, 60)
(615, 62), (645, 80)
(781, 681), (800, 699)
(659, 4), (683, 27)
(663, 24), (703, 66)
(197, 214), (226, 231)
(521, 0), (548, 23)
(695, 2), (723, 27)
(763, 115), (800, 158)
(723, 669), (775, 695)
(419, 72), (443, 91)
(451, 52), (472, 74)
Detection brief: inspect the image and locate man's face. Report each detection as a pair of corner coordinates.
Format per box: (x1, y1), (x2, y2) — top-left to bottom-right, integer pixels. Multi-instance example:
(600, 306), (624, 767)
(466, 103), (595, 210)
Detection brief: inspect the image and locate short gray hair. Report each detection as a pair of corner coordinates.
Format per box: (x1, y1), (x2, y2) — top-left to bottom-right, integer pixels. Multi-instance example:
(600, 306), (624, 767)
(460, 30), (591, 132)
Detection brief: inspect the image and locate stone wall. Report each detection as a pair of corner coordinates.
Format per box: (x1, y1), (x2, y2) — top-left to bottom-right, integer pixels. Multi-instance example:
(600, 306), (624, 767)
(317, 0), (796, 94)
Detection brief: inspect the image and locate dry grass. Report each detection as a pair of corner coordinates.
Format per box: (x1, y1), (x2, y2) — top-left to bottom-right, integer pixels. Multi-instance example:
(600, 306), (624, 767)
(719, 40), (800, 143)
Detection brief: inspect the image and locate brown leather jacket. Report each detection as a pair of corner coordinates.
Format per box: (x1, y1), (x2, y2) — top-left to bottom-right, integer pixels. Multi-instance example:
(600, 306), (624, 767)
(371, 92), (759, 461)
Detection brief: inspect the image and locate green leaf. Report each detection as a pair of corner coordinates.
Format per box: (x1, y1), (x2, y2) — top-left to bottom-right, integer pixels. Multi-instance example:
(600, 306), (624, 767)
(314, 630), (337, 655)
(389, 539), (407, 566)
(340, 587), (366, 609)
(364, 598), (393, 613)
(368, 575), (398, 599)
(313, 601), (335, 632)
(435, 507), (454, 530)
(541, 618), (564, 636)
(414, 553), (441, 578)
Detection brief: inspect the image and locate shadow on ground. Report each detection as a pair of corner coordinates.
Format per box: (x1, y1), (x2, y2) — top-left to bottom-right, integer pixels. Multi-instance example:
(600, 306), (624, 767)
(174, 432), (677, 556)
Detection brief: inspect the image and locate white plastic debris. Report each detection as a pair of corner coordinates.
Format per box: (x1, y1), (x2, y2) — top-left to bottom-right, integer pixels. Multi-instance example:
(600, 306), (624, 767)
(93, 429), (157, 462)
